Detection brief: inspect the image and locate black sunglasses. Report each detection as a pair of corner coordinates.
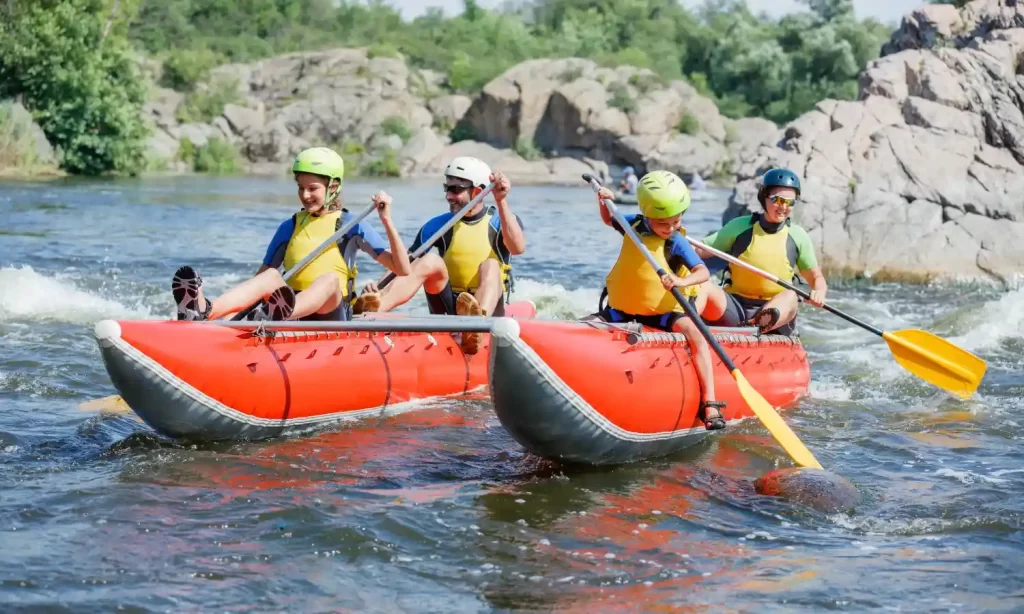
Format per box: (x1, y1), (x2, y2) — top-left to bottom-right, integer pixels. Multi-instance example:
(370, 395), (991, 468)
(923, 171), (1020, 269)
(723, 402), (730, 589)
(443, 183), (472, 194)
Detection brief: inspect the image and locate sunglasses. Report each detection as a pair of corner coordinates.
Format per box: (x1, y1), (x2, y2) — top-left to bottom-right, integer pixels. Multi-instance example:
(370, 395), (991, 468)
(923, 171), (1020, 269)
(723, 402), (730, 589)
(768, 194), (797, 208)
(443, 183), (473, 195)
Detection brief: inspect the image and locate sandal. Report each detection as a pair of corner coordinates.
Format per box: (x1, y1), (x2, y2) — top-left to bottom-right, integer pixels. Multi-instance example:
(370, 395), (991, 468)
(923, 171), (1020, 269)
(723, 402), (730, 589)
(750, 307), (780, 335)
(172, 265), (212, 321)
(698, 400), (727, 431)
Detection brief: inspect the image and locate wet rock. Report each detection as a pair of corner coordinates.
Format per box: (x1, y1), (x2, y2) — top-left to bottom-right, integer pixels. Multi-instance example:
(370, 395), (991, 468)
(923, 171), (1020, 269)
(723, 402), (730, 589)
(755, 467), (860, 514)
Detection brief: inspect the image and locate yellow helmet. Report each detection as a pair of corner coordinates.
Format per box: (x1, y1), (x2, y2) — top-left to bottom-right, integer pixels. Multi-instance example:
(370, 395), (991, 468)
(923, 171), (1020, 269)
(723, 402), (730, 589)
(637, 170), (690, 218)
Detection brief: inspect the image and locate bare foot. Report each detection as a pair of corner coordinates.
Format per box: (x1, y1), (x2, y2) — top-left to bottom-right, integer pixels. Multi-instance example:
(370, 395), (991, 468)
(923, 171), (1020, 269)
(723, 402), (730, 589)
(455, 292), (485, 355)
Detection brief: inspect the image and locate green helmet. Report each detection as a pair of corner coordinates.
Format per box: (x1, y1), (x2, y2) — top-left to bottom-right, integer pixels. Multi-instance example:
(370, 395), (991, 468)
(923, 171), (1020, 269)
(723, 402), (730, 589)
(637, 170), (690, 219)
(292, 147), (345, 202)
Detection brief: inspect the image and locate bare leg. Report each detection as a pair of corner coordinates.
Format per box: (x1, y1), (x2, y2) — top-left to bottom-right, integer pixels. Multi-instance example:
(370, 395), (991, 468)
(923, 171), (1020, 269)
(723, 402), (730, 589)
(699, 281), (730, 322)
(207, 269), (288, 320)
(289, 274), (343, 320)
(674, 316), (726, 429)
(472, 259), (503, 316)
(355, 253), (449, 314)
(754, 289), (800, 333)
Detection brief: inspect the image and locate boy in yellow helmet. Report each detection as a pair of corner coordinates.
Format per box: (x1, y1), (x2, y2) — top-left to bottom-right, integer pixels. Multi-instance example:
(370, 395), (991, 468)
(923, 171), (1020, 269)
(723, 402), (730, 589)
(592, 170), (725, 430)
(171, 147), (412, 322)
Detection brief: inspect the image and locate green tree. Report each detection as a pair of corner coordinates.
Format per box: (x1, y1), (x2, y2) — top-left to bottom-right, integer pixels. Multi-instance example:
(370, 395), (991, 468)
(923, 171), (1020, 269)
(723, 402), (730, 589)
(0, 0), (149, 175)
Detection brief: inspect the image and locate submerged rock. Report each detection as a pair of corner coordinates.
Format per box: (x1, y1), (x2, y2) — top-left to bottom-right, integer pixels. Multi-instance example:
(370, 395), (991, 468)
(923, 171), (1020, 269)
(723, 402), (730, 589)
(755, 467), (860, 514)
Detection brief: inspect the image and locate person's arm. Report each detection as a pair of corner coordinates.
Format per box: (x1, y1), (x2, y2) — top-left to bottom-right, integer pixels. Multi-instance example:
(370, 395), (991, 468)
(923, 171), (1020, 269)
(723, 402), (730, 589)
(596, 186), (615, 227)
(371, 192), (411, 275)
(793, 226), (827, 306)
(663, 235), (710, 289)
(694, 216), (750, 259)
(491, 171), (526, 255)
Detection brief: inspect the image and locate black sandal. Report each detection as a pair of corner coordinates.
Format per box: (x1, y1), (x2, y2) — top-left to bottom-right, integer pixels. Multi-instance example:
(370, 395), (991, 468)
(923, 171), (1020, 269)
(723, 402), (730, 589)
(247, 285), (296, 321)
(172, 265), (212, 321)
(699, 400), (727, 431)
(750, 307), (780, 335)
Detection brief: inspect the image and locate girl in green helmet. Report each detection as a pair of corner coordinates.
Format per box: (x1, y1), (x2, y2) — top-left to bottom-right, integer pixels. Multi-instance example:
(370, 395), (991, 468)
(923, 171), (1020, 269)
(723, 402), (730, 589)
(171, 147), (412, 322)
(590, 170), (726, 431)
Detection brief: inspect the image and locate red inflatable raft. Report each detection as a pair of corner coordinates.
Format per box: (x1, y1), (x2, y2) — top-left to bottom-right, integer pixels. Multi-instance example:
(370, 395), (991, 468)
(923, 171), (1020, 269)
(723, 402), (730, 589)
(93, 302), (536, 440)
(487, 318), (810, 465)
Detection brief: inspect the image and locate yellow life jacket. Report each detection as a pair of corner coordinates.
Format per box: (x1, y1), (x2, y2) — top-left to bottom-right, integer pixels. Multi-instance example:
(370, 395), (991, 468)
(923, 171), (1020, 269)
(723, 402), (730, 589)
(282, 210), (352, 293)
(729, 222), (793, 300)
(443, 208), (511, 294)
(606, 218), (697, 316)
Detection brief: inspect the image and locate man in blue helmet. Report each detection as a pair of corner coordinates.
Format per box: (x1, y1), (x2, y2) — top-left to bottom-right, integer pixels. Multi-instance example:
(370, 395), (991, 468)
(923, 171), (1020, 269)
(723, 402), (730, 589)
(694, 168), (827, 336)
(619, 166), (638, 195)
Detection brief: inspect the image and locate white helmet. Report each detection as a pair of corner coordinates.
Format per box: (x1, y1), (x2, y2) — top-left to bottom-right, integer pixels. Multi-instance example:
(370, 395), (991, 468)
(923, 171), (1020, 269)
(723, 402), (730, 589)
(444, 156), (491, 189)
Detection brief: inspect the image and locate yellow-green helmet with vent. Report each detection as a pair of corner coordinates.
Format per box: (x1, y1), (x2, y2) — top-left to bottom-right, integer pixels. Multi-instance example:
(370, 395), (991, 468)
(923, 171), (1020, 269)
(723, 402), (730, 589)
(292, 147), (345, 202)
(637, 170), (690, 219)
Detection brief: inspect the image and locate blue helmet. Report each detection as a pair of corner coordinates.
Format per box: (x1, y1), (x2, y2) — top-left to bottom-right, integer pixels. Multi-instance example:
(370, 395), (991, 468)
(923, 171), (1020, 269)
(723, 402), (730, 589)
(623, 166), (635, 176)
(758, 168), (801, 207)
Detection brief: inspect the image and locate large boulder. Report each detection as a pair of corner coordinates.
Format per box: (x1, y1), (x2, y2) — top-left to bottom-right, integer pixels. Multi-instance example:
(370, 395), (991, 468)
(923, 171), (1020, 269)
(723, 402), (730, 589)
(728, 0), (1024, 283)
(462, 59), (744, 178)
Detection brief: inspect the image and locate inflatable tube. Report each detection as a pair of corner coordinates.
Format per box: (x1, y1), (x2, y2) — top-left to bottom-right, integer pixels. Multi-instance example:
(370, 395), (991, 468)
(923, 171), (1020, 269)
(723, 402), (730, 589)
(94, 302), (536, 441)
(488, 320), (810, 466)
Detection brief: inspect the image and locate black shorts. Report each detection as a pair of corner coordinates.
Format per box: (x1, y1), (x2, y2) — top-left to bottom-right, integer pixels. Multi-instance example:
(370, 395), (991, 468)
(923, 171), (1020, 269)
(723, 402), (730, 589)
(427, 284), (506, 317)
(596, 297), (696, 333)
(709, 292), (796, 336)
(294, 290), (352, 322)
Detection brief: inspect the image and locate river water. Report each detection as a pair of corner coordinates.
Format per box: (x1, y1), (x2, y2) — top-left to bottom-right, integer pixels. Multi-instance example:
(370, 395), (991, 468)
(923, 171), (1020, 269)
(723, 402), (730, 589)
(1, 176), (1022, 612)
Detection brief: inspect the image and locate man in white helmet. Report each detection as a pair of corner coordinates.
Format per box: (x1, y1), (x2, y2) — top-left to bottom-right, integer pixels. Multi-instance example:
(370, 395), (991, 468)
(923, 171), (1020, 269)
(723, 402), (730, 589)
(353, 156), (526, 354)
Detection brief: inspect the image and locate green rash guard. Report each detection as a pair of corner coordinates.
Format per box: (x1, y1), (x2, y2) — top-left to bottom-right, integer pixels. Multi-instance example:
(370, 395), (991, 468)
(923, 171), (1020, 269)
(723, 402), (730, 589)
(704, 214), (818, 271)
(703, 214), (818, 300)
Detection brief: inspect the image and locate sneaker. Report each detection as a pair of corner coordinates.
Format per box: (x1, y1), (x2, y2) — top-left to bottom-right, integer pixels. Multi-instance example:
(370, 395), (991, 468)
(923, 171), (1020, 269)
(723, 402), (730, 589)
(172, 265), (211, 321)
(455, 292), (485, 355)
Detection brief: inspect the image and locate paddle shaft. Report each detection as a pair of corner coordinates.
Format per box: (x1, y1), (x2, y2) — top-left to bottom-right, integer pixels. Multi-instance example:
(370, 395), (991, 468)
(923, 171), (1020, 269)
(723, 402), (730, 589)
(585, 173), (824, 469)
(229, 201), (379, 321)
(585, 178), (739, 371)
(376, 182), (496, 290)
(686, 237), (885, 337)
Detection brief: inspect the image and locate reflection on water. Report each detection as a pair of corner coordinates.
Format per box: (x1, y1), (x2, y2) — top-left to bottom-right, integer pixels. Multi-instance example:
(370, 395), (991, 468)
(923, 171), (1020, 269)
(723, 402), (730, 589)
(0, 176), (1022, 610)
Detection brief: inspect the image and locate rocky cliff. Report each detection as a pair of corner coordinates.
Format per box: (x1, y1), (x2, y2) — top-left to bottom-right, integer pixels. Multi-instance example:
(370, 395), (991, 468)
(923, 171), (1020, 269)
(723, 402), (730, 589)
(728, 0), (1024, 284)
(142, 50), (775, 185)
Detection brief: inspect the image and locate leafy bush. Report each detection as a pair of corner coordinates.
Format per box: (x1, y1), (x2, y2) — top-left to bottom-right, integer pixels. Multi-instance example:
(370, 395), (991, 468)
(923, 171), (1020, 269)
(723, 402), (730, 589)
(362, 151), (400, 177)
(606, 82), (636, 114)
(380, 116), (412, 142)
(0, 0), (149, 176)
(677, 112), (701, 136)
(162, 48), (223, 92)
(176, 79), (240, 124)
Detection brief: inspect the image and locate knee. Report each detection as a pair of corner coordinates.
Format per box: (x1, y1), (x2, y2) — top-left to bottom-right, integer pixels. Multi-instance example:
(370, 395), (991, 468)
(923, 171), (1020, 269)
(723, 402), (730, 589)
(414, 253), (448, 279)
(477, 259), (500, 277)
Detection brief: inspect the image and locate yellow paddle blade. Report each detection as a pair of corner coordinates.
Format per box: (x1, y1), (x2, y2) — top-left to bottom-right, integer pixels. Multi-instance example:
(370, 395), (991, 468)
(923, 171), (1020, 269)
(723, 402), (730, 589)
(732, 369), (823, 470)
(77, 394), (132, 414)
(882, 329), (987, 399)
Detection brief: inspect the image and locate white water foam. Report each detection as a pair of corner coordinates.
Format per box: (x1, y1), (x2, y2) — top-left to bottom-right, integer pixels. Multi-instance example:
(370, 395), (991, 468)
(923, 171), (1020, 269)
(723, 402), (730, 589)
(948, 287), (1024, 353)
(0, 265), (151, 324)
(511, 278), (601, 320)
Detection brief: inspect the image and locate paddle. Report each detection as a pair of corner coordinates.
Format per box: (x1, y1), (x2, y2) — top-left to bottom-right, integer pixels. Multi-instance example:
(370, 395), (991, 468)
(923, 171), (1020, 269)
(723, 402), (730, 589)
(583, 173), (823, 470)
(79, 199), (382, 414)
(687, 236), (987, 399)
(230, 200), (380, 321)
(371, 182), (496, 291)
